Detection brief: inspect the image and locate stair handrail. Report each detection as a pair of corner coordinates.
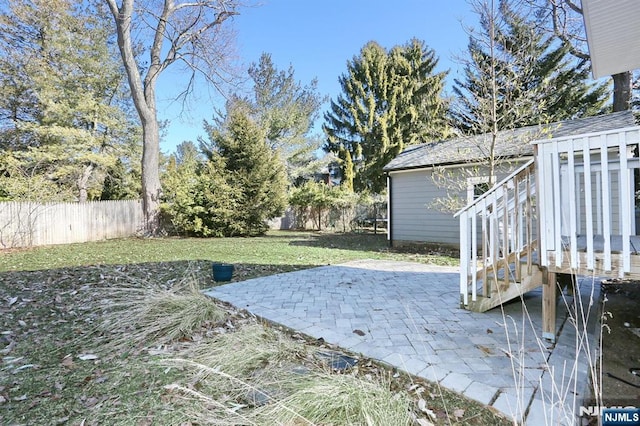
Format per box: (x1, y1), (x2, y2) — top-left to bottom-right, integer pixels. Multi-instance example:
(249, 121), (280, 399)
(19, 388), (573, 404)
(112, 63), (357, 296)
(456, 159), (537, 307)
(453, 158), (535, 219)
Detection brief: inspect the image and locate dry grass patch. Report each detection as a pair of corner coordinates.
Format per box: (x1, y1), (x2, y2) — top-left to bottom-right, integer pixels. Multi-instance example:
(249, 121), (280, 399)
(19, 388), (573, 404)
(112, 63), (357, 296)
(98, 272), (228, 351)
(254, 371), (413, 426)
(160, 323), (415, 425)
(163, 356), (414, 425)
(186, 323), (312, 378)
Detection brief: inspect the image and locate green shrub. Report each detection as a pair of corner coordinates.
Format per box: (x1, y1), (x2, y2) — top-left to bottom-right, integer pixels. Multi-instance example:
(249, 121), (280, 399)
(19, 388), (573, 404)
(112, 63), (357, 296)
(161, 107), (287, 237)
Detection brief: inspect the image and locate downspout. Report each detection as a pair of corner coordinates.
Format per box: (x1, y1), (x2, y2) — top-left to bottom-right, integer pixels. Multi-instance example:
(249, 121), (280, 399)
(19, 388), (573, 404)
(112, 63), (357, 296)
(386, 172), (393, 247)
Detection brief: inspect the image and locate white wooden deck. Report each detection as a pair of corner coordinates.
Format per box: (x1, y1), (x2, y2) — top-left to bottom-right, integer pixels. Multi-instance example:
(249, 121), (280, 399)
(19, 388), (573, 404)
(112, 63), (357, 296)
(571, 234), (640, 253)
(547, 235), (640, 277)
(458, 125), (640, 339)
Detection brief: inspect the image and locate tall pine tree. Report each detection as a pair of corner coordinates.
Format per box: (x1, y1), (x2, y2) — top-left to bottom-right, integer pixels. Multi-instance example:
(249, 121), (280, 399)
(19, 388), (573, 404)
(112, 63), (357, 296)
(0, 0), (140, 202)
(222, 53), (326, 186)
(323, 39), (450, 193)
(452, 0), (609, 134)
(203, 103), (288, 236)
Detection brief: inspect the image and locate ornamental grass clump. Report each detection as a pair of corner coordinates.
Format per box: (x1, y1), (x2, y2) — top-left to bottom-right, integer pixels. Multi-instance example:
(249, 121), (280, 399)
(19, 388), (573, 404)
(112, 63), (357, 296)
(187, 323), (311, 378)
(163, 358), (413, 426)
(254, 371), (413, 426)
(99, 273), (227, 350)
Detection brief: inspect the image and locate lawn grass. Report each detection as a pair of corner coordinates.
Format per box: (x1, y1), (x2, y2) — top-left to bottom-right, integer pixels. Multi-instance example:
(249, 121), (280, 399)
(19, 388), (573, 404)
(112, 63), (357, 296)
(0, 230), (458, 273)
(0, 231), (512, 426)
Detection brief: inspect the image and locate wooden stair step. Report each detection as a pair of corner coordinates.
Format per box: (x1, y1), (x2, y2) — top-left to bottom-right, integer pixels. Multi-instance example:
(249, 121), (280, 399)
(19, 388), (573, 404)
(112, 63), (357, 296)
(463, 265), (544, 313)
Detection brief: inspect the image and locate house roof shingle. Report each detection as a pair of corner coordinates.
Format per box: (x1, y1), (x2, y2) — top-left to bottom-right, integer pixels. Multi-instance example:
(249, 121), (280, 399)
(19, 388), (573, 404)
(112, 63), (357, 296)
(383, 111), (637, 172)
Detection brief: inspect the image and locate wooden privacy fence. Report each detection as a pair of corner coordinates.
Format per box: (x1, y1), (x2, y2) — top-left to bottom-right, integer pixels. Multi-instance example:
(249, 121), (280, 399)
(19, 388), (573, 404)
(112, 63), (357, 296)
(0, 200), (144, 248)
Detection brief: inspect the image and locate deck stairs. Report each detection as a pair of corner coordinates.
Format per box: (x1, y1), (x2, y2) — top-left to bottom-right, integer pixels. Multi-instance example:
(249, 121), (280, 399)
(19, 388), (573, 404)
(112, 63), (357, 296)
(466, 256), (545, 313)
(455, 160), (544, 313)
(455, 126), (640, 339)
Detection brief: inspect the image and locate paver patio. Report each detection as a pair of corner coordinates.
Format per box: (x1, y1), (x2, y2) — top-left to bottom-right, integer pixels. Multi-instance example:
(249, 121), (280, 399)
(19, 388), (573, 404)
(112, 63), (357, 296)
(204, 259), (600, 425)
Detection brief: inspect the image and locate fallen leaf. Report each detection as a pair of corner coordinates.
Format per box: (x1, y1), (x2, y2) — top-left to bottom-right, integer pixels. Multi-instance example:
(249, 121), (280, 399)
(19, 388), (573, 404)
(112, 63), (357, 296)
(61, 355), (74, 368)
(137, 415), (154, 426)
(415, 419), (434, 426)
(77, 354), (99, 361)
(352, 329), (365, 336)
(14, 394), (27, 401)
(418, 399), (436, 419)
(18, 320), (27, 327)
(7, 297), (18, 307)
(1, 340), (16, 356)
(0, 395), (6, 404)
(424, 408), (436, 420)
(14, 364), (36, 372)
(418, 398), (427, 411)
(84, 396), (99, 408)
(453, 408), (465, 419)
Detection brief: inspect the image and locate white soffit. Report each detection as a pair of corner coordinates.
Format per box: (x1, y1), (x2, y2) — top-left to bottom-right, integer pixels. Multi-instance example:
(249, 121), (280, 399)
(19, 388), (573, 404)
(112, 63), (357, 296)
(582, 0), (640, 79)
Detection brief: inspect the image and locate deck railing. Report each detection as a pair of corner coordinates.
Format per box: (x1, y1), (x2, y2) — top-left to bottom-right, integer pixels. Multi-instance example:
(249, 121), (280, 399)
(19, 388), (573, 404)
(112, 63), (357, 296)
(535, 127), (640, 276)
(455, 160), (537, 306)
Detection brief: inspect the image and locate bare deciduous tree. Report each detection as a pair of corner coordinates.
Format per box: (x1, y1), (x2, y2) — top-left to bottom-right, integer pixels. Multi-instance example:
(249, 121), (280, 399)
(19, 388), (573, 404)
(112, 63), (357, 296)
(528, 0), (631, 111)
(104, 0), (240, 233)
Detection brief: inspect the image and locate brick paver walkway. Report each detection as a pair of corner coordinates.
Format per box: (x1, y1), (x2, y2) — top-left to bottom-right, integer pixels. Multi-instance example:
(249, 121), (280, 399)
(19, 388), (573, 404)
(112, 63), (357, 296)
(204, 260), (599, 424)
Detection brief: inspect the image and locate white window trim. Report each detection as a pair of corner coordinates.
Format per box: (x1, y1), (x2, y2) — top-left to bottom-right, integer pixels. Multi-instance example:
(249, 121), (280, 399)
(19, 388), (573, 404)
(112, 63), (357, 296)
(466, 176), (494, 204)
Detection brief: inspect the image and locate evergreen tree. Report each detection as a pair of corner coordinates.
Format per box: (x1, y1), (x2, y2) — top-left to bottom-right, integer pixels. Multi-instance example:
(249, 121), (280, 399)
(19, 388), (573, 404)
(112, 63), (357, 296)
(526, 0), (630, 112)
(0, 0), (140, 202)
(174, 141), (203, 166)
(230, 53), (326, 185)
(161, 147), (239, 237)
(452, 0), (609, 134)
(324, 39), (449, 193)
(338, 146), (355, 192)
(100, 159), (141, 200)
(203, 104), (288, 236)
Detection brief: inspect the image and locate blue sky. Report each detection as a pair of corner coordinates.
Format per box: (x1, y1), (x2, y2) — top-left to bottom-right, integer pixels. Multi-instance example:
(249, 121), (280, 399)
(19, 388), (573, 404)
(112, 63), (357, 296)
(157, 1), (478, 153)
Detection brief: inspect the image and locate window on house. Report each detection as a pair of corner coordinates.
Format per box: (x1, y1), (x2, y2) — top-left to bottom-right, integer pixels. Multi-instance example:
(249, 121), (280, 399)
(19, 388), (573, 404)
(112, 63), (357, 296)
(467, 176), (493, 204)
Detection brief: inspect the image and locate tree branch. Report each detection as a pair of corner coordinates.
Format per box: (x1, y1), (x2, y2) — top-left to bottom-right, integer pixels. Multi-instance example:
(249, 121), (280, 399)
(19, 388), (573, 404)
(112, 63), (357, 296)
(550, 0), (590, 60)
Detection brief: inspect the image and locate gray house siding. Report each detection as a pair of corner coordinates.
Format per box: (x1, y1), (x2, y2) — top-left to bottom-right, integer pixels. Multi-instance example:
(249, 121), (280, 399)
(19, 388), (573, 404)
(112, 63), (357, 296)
(388, 162), (529, 247)
(389, 169), (461, 246)
(383, 112), (637, 248)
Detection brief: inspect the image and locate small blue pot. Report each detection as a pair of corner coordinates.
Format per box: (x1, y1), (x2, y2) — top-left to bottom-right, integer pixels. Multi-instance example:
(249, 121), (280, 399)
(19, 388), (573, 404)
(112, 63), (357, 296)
(212, 262), (234, 282)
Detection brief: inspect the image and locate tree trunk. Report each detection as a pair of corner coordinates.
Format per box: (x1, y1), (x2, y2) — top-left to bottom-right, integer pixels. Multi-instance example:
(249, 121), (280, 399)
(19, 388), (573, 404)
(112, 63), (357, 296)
(106, 0), (162, 234)
(77, 164), (94, 203)
(140, 117), (162, 234)
(105, 0), (236, 234)
(612, 71), (632, 112)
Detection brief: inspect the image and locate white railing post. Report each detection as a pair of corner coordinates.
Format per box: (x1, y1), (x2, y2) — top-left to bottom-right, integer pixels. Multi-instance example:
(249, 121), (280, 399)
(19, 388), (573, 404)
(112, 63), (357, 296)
(460, 211), (470, 306)
(568, 148), (578, 269)
(583, 138), (594, 270)
(619, 135), (631, 274)
(552, 141), (563, 268)
(471, 209), (478, 302)
(600, 136), (612, 271)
